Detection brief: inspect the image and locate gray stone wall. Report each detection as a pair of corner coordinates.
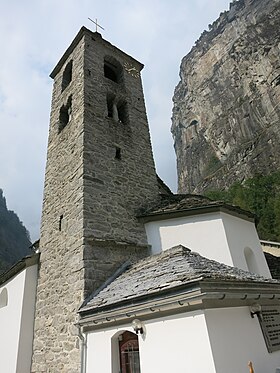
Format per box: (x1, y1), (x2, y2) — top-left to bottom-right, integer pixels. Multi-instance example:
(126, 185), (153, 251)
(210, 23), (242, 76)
(82, 32), (159, 246)
(32, 36), (86, 373)
(172, 0), (280, 193)
(83, 239), (149, 299)
(31, 28), (159, 372)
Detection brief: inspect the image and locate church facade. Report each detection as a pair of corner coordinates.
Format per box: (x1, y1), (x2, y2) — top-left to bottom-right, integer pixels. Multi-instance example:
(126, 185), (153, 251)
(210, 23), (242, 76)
(1, 27), (280, 373)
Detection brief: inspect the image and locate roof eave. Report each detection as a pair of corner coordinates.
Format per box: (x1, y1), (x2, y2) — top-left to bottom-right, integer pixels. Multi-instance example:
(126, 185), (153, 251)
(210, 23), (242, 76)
(78, 278), (280, 330)
(79, 279), (204, 329)
(0, 253), (40, 286)
(137, 204), (255, 223)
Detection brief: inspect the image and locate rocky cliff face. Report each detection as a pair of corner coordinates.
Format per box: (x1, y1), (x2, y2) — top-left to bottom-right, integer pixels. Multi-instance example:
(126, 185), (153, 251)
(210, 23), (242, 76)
(172, 0), (280, 193)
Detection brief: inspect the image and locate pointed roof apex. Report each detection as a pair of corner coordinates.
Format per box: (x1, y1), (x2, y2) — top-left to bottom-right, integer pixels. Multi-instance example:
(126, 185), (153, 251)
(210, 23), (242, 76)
(50, 26), (144, 79)
(168, 244), (191, 253)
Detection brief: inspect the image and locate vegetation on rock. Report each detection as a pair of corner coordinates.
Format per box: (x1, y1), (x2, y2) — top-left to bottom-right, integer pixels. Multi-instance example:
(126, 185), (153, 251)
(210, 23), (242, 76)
(0, 189), (32, 274)
(205, 172), (280, 242)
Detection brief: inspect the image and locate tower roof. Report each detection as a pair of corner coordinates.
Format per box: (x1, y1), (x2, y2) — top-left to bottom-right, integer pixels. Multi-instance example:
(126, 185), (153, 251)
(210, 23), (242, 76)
(50, 26), (144, 79)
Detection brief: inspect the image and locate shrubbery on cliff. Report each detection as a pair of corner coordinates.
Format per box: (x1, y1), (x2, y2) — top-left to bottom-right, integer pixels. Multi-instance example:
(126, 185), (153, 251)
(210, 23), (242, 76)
(0, 189), (32, 274)
(205, 172), (280, 242)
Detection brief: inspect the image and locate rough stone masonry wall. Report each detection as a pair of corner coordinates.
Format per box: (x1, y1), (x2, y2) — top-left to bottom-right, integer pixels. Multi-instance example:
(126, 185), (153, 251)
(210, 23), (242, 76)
(31, 38), (86, 373)
(32, 28), (161, 373)
(82, 32), (159, 246)
(81, 32), (160, 298)
(172, 0), (280, 193)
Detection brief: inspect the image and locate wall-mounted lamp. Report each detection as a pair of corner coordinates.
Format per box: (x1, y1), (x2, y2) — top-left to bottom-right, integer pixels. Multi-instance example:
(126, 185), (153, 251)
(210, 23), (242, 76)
(250, 303), (263, 321)
(132, 319), (145, 335)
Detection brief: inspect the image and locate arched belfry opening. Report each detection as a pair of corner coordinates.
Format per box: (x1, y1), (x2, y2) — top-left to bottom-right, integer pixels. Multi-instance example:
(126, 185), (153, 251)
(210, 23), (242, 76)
(61, 60), (73, 92)
(117, 99), (129, 124)
(104, 56), (123, 83)
(106, 93), (129, 124)
(59, 95), (72, 132)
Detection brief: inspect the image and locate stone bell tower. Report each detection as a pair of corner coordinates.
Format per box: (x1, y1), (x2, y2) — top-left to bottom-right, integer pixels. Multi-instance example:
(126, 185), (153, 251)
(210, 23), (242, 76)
(31, 27), (159, 372)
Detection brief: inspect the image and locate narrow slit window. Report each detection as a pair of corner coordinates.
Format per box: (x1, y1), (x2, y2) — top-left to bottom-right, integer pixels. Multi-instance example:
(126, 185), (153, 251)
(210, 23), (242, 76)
(59, 215), (63, 231)
(107, 94), (115, 118)
(115, 147), (121, 160)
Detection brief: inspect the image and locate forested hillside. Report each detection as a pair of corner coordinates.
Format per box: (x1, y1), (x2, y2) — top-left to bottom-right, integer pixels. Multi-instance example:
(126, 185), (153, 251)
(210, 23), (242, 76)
(205, 172), (280, 242)
(0, 189), (32, 274)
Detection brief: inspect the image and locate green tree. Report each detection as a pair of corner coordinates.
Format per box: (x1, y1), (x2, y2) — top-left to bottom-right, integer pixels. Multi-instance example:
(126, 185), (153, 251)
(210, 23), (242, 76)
(205, 172), (280, 241)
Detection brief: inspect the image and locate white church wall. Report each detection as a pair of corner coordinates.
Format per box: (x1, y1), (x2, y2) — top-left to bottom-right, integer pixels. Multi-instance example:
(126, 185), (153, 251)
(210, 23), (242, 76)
(144, 212), (234, 265)
(0, 264), (38, 373)
(0, 270), (26, 373)
(86, 310), (216, 373)
(16, 264), (38, 373)
(138, 311), (216, 372)
(205, 307), (280, 373)
(144, 211), (270, 276)
(86, 330), (112, 372)
(221, 212), (271, 277)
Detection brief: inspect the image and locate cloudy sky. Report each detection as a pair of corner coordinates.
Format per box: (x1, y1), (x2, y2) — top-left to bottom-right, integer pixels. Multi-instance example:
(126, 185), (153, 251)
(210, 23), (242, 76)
(0, 0), (230, 240)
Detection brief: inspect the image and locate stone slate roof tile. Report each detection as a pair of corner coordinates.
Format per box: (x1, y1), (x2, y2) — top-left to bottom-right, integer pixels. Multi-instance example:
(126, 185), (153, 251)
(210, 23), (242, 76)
(264, 252), (280, 280)
(81, 245), (277, 312)
(137, 194), (255, 220)
(0, 253), (40, 286)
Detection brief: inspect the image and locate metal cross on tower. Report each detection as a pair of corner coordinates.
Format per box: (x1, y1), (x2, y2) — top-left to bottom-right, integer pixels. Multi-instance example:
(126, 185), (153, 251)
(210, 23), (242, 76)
(88, 18), (105, 33)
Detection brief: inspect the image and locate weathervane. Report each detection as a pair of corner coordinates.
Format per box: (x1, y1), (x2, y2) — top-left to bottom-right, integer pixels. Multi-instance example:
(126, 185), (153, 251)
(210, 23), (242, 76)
(88, 18), (105, 33)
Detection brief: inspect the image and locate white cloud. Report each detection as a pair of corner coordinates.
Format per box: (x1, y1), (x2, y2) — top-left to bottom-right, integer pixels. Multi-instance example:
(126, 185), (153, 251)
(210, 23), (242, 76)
(0, 0), (230, 239)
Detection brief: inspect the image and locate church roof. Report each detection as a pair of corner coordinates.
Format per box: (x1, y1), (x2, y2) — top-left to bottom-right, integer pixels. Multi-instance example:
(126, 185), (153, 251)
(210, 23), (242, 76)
(264, 252), (280, 280)
(80, 245), (277, 314)
(0, 253), (39, 286)
(137, 194), (255, 222)
(156, 175), (173, 195)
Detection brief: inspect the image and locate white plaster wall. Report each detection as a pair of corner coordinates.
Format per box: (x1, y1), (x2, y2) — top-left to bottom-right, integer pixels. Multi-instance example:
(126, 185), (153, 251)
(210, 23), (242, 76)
(86, 329), (112, 372)
(16, 264), (38, 372)
(221, 213), (271, 277)
(139, 311), (216, 373)
(0, 270), (26, 373)
(86, 310), (216, 373)
(144, 212), (234, 266)
(144, 212), (270, 276)
(205, 307), (280, 373)
(0, 264), (38, 373)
